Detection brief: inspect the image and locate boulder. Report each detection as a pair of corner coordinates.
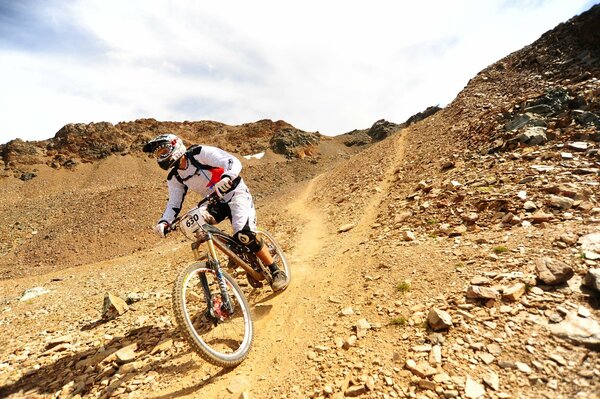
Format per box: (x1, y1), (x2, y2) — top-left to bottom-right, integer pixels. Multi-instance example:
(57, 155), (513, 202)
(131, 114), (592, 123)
(549, 311), (600, 350)
(102, 292), (129, 320)
(535, 257), (574, 285)
(367, 119), (401, 141)
(517, 126), (547, 145)
(584, 269), (600, 292)
(427, 308), (453, 331)
(269, 128), (320, 158)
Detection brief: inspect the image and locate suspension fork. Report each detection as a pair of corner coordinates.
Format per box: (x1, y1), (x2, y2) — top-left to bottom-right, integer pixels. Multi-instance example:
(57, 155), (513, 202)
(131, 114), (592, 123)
(205, 233), (235, 315)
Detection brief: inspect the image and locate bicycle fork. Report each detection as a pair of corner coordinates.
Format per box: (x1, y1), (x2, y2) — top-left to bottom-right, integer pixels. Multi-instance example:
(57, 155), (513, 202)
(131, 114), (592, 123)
(200, 234), (235, 319)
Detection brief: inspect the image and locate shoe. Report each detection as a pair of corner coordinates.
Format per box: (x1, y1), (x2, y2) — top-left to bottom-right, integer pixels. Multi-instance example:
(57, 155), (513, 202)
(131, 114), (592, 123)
(271, 269), (288, 292)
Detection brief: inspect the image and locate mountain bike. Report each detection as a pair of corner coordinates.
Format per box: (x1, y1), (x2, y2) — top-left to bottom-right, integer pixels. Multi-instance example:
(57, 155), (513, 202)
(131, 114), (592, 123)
(168, 193), (290, 367)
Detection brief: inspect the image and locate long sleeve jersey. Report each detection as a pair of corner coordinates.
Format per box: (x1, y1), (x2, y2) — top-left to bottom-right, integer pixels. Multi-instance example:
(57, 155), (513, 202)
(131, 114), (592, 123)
(159, 145), (244, 224)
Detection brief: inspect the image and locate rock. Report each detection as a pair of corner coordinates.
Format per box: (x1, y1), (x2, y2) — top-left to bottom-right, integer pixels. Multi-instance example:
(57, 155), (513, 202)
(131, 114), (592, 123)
(150, 339), (173, 355)
(270, 129), (320, 158)
(523, 201), (537, 211)
(115, 343), (138, 364)
(558, 232), (579, 245)
(483, 371), (500, 391)
(478, 352), (495, 365)
(548, 354), (567, 366)
(430, 345), (442, 364)
(502, 283), (526, 302)
(20, 287), (51, 301)
(367, 119), (401, 141)
(226, 376), (250, 395)
(118, 360), (142, 374)
(470, 276), (491, 285)
(125, 292), (143, 304)
(394, 211), (412, 223)
(337, 223), (356, 233)
(548, 195), (574, 210)
(466, 285), (499, 300)
(343, 131), (371, 147)
(345, 384), (368, 397)
(567, 141), (589, 151)
(580, 233), (600, 252)
(497, 359), (516, 369)
(405, 106), (442, 126)
(356, 319), (371, 338)
(405, 359), (437, 378)
(341, 307), (354, 316)
(450, 225), (467, 237)
(583, 269), (600, 292)
(401, 230), (416, 241)
(418, 379), (436, 390)
(527, 212), (554, 224)
(427, 308), (453, 331)
(19, 172), (36, 181)
(505, 114), (532, 131)
(516, 361), (532, 374)
(343, 335), (357, 349)
(411, 344), (432, 352)
(549, 311), (600, 349)
(102, 292), (129, 320)
(465, 376), (485, 399)
(578, 306), (591, 318)
(486, 343), (502, 356)
(517, 126), (547, 145)
(535, 257), (574, 285)
(531, 165), (554, 173)
(45, 334), (74, 350)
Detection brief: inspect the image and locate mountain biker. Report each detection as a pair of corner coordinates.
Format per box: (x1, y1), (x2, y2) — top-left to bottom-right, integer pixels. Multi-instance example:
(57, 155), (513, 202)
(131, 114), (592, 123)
(143, 133), (288, 291)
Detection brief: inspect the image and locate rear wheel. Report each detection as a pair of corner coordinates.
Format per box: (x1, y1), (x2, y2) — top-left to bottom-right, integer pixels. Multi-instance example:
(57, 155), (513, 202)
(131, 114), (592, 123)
(172, 262), (253, 367)
(257, 230), (291, 290)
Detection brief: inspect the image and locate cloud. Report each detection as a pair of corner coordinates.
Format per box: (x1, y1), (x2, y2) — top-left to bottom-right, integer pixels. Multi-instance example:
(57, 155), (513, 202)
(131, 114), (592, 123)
(0, 0), (596, 144)
(0, 0), (106, 55)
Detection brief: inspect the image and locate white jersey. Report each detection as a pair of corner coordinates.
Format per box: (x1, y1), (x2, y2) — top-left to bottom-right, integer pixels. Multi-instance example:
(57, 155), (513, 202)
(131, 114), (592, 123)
(158, 145), (254, 233)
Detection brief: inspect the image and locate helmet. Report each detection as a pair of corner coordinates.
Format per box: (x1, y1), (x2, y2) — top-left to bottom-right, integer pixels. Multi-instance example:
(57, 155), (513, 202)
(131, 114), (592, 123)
(142, 134), (186, 170)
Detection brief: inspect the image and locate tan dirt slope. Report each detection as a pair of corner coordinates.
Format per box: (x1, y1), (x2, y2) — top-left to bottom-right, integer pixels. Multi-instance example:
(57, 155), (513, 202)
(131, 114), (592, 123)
(1, 4), (600, 399)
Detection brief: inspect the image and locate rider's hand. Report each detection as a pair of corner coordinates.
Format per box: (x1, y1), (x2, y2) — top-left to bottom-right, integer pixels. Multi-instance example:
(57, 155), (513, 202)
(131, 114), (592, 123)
(154, 222), (170, 238)
(214, 177), (232, 198)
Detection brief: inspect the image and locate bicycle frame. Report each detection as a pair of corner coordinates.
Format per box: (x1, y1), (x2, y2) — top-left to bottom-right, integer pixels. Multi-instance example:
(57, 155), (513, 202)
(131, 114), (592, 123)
(190, 228), (265, 283)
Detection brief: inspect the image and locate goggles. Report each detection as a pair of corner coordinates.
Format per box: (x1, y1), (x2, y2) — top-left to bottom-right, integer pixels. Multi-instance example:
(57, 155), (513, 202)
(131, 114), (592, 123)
(153, 144), (172, 159)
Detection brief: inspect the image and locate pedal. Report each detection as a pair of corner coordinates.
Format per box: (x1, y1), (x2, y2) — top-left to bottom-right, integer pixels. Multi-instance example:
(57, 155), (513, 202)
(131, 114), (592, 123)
(246, 273), (263, 288)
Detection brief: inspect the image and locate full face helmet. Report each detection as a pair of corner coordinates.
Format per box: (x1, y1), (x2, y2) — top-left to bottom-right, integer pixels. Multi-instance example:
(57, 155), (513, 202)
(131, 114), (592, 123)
(142, 134), (187, 170)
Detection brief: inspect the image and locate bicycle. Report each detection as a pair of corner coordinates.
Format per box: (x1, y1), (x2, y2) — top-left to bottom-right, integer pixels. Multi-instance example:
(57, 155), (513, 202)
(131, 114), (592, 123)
(168, 193), (291, 367)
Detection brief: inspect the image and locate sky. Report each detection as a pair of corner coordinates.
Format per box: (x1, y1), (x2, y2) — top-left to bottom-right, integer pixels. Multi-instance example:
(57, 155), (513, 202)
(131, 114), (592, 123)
(0, 0), (598, 145)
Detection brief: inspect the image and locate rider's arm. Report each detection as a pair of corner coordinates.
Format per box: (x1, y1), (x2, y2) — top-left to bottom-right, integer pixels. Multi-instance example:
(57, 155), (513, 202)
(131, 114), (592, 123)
(195, 145), (242, 180)
(159, 170), (188, 225)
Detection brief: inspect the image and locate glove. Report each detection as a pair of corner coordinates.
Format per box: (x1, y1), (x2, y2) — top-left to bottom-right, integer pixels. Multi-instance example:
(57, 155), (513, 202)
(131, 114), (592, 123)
(154, 222), (170, 238)
(199, 207), (217, 225)
(214, 177), (232, 198)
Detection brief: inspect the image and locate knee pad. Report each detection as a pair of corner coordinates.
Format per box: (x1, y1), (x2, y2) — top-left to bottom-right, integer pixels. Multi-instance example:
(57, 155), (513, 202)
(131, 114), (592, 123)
(234, 230), (264, 252)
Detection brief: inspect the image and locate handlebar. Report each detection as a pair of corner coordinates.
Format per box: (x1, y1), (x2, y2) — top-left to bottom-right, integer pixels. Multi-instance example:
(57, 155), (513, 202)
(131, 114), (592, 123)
(167, 192), (220, 232)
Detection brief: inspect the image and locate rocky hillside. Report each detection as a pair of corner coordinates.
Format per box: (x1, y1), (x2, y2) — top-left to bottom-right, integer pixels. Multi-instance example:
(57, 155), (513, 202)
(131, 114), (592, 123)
(1, 118), (303, 172)
(0, 4), (599, 399)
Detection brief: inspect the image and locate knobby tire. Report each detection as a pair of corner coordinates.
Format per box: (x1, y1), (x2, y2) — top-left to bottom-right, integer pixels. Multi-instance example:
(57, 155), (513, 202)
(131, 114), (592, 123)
(172, 262), (254, 368)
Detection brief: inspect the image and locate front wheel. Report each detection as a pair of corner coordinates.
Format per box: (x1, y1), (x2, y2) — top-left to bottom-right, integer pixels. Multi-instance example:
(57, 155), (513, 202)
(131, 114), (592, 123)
(172, 262), (254, 367)
(257, 229), (291, 290)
